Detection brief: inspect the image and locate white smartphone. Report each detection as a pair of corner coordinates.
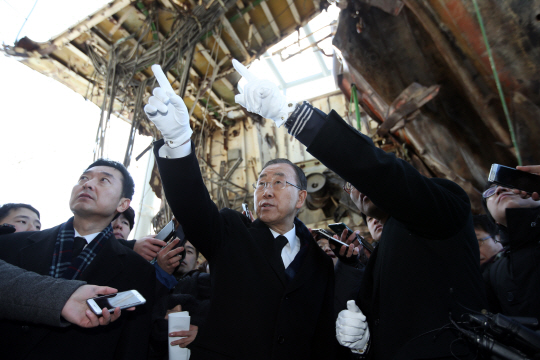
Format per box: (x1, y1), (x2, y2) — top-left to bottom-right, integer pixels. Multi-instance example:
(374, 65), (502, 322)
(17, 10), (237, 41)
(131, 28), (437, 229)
(86, 290), (146, 316)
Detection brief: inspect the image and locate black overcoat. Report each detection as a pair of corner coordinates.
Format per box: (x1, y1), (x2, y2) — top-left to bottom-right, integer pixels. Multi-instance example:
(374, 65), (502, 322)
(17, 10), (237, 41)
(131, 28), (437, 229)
(0, 226), (156, 360)
(154, 141), (335, 360)
(304, 111), (487, 360)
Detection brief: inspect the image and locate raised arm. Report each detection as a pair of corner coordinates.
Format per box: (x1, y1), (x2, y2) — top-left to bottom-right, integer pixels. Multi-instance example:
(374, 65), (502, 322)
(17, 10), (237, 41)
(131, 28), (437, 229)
(144, 65), (224, 259)
(231, 60), (470, 239)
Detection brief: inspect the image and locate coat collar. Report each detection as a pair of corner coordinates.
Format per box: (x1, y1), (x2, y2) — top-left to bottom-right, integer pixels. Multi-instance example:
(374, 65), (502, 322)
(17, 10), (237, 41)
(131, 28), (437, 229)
(249, 217), (326, 292)
(78, 234), (127, 283)
(19, 225), (62, 275)
(499, 206), (540, 248)
(18, 226), (126, 282)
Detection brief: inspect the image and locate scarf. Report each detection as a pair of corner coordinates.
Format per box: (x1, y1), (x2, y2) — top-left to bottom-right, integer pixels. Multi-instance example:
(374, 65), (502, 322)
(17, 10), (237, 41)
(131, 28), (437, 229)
(49, 217), (112, 280)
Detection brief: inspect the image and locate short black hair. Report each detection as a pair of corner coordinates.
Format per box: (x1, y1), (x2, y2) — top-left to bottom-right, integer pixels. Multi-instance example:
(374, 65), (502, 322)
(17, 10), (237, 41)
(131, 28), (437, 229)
(473, 214), (498, 238)
(0, 203), (40, 223)
(121, 206), (136, 230)
(86, 159), (135, 200)
(261, 158), (307, 190)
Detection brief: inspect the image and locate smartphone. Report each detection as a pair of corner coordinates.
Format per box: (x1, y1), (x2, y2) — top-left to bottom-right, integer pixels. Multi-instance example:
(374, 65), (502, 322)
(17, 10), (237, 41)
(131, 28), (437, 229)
(328, 222), (374, 253)
(155, 219), (177, 242)
(312, 228), (349, 249)
(150, 219), (186, 264)
(86, 290), (146, 316)
(242, 203), (253, 221)
(488, 164), (540, 195)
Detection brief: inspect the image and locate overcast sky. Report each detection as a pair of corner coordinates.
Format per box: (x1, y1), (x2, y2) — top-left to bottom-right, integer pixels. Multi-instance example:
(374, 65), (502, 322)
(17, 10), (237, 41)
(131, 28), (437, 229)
(0, 0), (340, 230)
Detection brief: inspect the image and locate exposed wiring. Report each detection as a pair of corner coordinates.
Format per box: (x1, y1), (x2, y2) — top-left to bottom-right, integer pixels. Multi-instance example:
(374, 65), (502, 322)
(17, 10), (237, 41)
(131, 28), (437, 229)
(471, 0), (522, 166)
(14, 0), (39, 43)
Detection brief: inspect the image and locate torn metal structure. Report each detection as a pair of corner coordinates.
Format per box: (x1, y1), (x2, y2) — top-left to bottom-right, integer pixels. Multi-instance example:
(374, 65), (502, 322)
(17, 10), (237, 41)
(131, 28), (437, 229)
(4, 0), (539, 233)
(333, 0), (540, 213)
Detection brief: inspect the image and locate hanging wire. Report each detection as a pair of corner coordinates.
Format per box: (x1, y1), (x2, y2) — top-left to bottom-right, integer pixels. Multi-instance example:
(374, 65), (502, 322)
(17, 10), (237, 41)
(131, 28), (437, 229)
(14, 0), (39, 43)
(471, 0), (522, 165)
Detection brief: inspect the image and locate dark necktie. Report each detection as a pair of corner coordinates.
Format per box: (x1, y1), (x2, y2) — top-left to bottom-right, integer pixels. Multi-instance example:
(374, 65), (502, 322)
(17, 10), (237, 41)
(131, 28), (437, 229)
(275, 235), (289, 264)
(72, 236), (87, 259)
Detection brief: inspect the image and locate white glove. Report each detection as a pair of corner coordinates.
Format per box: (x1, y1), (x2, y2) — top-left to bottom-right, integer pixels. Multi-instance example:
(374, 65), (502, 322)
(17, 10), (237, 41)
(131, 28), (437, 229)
(336, 300), (370, 353)
(144, 65), (192, 148)
(232, 59), (293, 127)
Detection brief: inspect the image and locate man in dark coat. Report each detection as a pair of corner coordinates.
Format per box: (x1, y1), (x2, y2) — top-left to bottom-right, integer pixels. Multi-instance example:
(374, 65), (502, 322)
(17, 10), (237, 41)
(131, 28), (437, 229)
(482, 173), (540, 321)
(0, 159), (156, 360)
(232, 60), (487, 360)
(143, 66), (335, 360)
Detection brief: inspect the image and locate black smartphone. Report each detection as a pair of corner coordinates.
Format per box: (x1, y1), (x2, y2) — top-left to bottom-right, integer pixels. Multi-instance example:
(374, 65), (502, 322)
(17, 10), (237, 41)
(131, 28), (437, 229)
(488, 164), (540, 195)
(328, 222), (374, 253)
(151, 219), (186, 264)
(312, 229), (349, 249)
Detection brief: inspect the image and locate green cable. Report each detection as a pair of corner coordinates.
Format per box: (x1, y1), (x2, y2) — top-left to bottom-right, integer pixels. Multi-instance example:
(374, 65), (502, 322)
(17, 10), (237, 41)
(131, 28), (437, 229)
(471, 0), (522, 165)
(351, 84), (362, 131)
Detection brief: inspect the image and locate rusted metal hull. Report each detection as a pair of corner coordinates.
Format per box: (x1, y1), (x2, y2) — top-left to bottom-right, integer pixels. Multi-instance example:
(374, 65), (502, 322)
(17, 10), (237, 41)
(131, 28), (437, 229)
(333, 0), (540, 212)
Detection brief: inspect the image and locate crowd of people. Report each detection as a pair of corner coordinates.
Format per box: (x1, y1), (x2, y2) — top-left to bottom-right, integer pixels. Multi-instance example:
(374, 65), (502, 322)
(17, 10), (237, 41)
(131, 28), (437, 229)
(1, 60), (539, 360)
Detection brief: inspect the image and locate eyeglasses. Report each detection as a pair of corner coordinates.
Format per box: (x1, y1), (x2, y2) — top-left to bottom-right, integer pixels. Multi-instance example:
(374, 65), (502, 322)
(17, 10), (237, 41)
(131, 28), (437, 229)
(482, 185), (498, 199)
(477, 235), (492, 243)
(343, 182), (355, 195)
(252, 180), (303, 192)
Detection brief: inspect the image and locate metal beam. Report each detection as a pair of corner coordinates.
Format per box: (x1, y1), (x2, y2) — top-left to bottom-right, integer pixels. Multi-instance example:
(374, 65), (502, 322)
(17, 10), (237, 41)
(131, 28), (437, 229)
(220, 15), (250, 60)
(235, 0), (264, 46)
(264, 54), (287, 89)
(51, 0), (132, 49)
(288, 0), (302, 26)
(260, 2), (281, 39)
(303, 24), (330, 76)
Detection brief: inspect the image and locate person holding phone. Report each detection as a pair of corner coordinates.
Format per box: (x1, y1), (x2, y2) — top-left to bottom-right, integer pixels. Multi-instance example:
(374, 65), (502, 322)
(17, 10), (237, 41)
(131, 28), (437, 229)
(232, 60), (487, 360)
(481, 166), (540, 322)
(144, 65), (335, 360)
(0, 259), (124, 328)
(0, 159), (156, 360)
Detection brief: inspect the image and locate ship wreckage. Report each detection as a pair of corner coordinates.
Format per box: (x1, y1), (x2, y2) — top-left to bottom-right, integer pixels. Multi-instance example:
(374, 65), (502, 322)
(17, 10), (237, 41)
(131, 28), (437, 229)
(4, 0), (540, 239)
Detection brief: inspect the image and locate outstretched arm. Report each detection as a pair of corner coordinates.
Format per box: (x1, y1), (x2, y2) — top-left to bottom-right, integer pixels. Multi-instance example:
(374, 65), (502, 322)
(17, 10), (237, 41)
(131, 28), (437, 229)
(232, 59), (471, 238)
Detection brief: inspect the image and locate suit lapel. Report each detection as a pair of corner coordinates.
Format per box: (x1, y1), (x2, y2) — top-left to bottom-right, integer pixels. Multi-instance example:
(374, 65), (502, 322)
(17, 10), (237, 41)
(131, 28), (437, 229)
(250, 220), (289, 287)
(19, 226), (61, 275)
(78, 235), (125, 284)
(285, 240), (318, 293)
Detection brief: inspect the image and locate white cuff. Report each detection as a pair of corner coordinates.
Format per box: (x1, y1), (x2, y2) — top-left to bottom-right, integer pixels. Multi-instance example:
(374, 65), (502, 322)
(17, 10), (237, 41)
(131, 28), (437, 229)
(158, 140), (192, 159)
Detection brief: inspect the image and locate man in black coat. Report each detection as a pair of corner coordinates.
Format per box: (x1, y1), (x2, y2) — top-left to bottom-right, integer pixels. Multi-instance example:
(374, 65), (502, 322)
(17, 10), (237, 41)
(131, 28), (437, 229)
(232, 60), (487, 359)
(143, 67), (335, 360)
(482, 170), (540, 321)
(0, 159), (156, 360)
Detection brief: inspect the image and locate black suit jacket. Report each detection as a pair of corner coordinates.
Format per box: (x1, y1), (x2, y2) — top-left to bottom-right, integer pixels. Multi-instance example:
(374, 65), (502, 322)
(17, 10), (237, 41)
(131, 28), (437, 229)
(0, 225), (156, 360)
(304, 111), (487, 360)
(154, 141), (335, 360)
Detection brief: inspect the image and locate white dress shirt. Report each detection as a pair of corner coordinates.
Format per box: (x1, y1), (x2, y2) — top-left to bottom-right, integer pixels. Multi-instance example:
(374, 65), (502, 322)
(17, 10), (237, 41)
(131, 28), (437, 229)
(269, 226), (300, 268)
(74, 229), (100, 247)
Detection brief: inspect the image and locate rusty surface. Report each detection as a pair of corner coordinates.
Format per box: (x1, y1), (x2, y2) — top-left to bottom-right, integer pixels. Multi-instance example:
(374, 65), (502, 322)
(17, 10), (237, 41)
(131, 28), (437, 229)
(333, 0), (540, 212)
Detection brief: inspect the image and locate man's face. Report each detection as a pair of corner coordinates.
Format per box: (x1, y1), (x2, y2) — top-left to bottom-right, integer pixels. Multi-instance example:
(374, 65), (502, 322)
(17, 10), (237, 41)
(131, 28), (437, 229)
(366, 216), (383, 242)
(475, 228), (503, 265)
(317, 238), (337, 265)
(111, 213), (131, 239)
(177, 241), (198, 276)
(69, 166), (130, 220)
(350, 188), (387, 221)
(486, 185), (540, 226)
(1, 208), (41, 232)
(254, 164), (306, 227)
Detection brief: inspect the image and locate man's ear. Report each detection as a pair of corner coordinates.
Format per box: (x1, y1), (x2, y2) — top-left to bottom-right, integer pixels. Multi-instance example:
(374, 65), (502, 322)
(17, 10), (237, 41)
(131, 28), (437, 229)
(117, 198), (131, 213)
(296, 190), (307, 209)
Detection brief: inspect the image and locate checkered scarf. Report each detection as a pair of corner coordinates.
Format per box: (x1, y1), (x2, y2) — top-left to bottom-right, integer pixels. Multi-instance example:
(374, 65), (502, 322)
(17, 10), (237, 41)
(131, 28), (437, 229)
(49, 217), (112, 280)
